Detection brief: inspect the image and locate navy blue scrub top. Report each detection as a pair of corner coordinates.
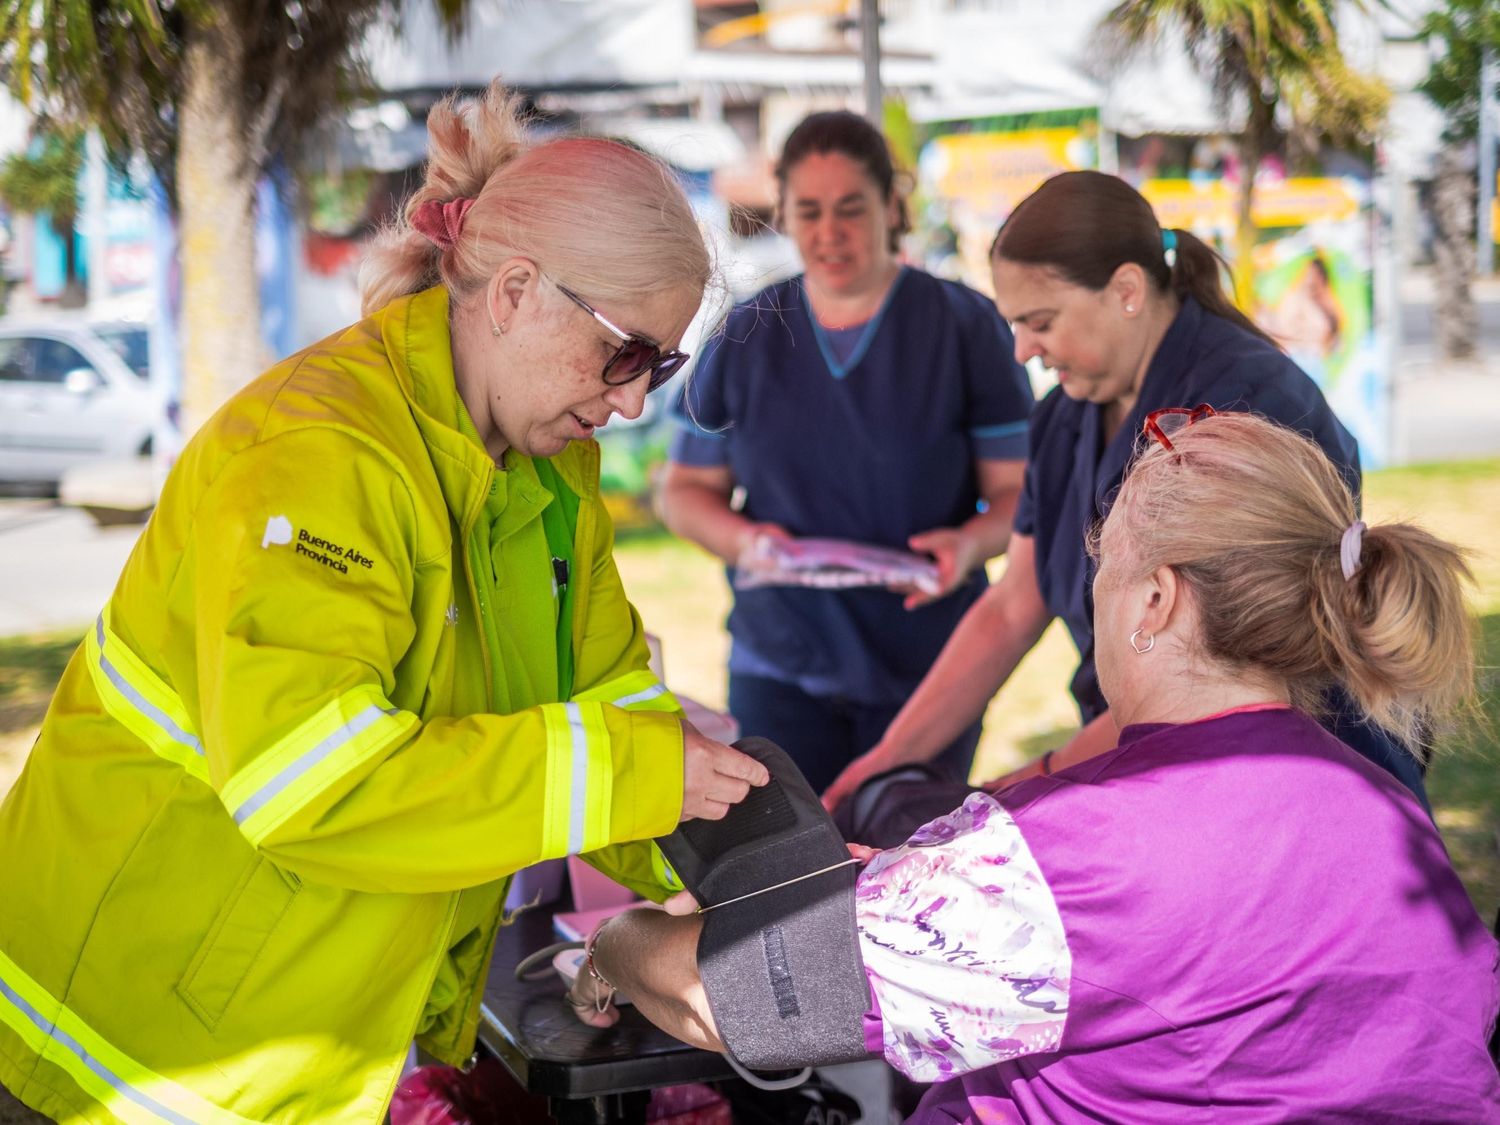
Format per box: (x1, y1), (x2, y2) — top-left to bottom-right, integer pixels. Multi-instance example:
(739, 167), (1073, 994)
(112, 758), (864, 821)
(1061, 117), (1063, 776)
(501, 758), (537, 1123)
(670, 267), (1035, 707)
(1015, 295), (1427, 801)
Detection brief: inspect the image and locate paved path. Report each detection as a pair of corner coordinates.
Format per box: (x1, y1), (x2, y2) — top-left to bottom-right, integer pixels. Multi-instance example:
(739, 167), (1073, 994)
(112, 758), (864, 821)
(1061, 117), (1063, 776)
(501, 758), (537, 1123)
(1391, 273), (1500, 464)
(1396, 272), (1500, 360)
(0, 499), (141, 636)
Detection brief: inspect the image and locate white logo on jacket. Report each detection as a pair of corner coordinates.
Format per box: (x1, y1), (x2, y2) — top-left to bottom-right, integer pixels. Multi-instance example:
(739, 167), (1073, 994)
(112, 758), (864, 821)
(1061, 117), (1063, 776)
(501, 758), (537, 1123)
(261, 515), (293, 549)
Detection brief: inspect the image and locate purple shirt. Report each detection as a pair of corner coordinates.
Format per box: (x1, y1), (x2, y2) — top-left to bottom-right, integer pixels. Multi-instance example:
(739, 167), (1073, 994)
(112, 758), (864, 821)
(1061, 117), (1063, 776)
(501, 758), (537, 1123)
(860, 708), (1499, 1122)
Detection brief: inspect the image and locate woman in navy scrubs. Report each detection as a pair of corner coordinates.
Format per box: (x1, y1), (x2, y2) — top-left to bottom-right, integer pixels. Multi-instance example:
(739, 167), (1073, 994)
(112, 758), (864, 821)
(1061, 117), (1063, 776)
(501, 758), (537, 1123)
(825, 170), (1424, 810)
(660, 111), (1035, 793)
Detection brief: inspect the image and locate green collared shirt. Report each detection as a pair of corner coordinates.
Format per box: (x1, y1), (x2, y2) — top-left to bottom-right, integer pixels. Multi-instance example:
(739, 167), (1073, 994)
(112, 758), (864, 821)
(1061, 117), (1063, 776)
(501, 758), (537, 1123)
(452, 396), (578, 701)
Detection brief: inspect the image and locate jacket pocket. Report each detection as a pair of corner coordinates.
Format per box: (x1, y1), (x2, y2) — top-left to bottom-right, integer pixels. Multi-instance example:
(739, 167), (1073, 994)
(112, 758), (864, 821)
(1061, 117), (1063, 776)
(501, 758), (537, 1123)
(176, 856), (299, 1031)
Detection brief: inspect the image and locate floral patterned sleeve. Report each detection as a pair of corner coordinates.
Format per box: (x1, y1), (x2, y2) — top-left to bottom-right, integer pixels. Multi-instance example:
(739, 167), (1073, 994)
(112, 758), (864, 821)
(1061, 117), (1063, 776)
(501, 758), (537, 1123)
(855, 792), (1071, 1083)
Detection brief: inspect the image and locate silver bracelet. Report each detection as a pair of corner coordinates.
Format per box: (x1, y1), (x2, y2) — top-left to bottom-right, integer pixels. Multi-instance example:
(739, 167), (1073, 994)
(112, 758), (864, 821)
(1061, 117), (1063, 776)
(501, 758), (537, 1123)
(583, 925), (617, 1013)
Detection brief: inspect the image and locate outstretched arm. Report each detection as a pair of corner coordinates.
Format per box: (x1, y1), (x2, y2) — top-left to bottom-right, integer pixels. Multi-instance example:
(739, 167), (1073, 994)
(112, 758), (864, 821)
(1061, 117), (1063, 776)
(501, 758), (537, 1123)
(823, 533), (1051, 810)
(657, 461), (787, 565)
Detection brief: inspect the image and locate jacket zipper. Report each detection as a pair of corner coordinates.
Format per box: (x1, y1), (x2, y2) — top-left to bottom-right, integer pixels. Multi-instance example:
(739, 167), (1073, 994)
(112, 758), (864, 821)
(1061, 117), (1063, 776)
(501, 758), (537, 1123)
(459, 478), (495, 709)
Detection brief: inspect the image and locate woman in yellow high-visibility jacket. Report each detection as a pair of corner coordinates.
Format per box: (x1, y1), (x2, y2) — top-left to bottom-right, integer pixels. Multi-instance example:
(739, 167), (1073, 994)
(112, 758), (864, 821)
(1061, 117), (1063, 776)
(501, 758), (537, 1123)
(0, 79), (768, 1125)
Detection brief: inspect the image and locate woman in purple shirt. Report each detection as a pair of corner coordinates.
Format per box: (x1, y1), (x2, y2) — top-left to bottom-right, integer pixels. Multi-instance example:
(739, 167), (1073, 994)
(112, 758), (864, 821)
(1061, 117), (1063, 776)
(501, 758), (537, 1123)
(571, 412), (1499, 1121)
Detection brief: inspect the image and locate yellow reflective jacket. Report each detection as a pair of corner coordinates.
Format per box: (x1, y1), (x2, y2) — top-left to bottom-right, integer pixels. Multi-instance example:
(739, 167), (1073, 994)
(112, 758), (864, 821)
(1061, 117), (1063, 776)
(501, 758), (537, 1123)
(0, 286), (685, 1124)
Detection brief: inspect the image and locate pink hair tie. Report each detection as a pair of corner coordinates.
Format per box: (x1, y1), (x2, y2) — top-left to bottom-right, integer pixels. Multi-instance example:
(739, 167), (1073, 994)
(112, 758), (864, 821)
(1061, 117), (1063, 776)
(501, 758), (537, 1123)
(1340, 520), (1366, 580)
(410, 197), (476, 251)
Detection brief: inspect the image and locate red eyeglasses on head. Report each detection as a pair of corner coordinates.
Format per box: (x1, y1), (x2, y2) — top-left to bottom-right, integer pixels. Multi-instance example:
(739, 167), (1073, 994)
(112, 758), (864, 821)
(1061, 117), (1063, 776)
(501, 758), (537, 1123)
(1143, 403), (1216, 452)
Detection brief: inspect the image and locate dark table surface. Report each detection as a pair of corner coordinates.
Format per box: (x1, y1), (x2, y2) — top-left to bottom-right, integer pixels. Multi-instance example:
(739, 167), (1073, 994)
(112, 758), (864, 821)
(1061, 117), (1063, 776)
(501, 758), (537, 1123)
(477, 906), (736, 1101)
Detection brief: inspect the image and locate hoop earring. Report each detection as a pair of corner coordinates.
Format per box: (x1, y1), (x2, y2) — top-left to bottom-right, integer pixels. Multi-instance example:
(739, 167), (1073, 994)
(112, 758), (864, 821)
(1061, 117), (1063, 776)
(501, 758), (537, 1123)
(1130, 629), (1154, 655)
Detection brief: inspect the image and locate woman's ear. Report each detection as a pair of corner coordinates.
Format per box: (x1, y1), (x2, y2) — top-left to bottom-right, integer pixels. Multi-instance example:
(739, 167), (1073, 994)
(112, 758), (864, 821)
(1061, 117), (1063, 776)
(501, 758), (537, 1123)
(1138, 565), (1180, 636)
(490, 257), (540, 323)
(1109, 262), (1148, 317)
(885, 192), (902, 238)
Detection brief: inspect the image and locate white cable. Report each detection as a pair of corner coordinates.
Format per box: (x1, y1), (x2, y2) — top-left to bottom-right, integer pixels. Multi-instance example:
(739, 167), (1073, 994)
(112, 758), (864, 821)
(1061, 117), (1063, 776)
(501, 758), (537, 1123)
(694, 858), (860, 914)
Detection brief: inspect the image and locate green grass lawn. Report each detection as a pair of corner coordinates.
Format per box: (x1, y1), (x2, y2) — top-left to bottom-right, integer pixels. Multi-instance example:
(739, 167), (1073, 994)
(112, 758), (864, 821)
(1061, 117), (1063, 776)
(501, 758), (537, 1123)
(2, 457), (1497, 917)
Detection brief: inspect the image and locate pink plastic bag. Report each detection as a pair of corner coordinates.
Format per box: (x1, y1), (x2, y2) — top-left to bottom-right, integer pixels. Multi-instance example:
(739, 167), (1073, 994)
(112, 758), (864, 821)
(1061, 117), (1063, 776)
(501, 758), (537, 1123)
(390, 1062), (728, 1125)
(647, 1083), (731, 1124)
(389, 1060), (547, 1125)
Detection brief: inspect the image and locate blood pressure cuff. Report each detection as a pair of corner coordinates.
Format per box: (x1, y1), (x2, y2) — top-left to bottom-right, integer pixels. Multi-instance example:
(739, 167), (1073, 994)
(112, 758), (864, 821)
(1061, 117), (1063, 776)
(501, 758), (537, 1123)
(832, 763), (981, 850)
(655, 737), (872, 1070)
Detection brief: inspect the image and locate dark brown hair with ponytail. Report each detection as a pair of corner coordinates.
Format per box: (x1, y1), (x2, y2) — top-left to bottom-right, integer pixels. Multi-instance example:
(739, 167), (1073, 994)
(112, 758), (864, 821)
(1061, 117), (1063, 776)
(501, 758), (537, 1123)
(774, 111), (911, 254)
(991, 171), (1277, 348)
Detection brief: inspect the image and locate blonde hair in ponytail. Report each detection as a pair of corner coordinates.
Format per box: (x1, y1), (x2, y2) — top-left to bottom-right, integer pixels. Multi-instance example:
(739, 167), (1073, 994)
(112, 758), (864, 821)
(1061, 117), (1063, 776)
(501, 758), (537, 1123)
(1110, 413), (1474, 750)
(359, 78), (710, 316)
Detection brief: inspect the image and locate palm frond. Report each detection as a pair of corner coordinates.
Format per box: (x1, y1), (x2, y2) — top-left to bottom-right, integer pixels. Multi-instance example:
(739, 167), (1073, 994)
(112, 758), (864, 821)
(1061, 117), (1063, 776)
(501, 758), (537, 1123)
(0, 0), (472, 199)
(0, 120), (85, 225)
(1093, 0), (1389, 146)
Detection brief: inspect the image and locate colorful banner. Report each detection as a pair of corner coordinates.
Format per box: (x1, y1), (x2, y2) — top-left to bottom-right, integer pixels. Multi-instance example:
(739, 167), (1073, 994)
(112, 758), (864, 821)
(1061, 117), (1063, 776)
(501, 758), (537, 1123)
(1141, 177), (1365, 234)
(917, 116), (1098, 286)
(922, 126), (1096, 220)
(1253, 225), (1387, 467)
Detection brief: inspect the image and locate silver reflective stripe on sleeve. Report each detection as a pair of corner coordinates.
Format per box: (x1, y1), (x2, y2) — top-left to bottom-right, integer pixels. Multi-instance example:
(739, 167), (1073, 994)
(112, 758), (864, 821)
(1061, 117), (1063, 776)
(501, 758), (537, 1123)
(96, 617), (204, 759)
(611, 682), (670, 708)
(231, 704), (395, 826)
(566, 702), (590, 855)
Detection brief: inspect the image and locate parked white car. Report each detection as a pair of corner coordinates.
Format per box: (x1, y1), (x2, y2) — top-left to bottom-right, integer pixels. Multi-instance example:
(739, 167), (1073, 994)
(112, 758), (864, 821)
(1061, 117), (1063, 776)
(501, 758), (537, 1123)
(0, 319), (167, 486)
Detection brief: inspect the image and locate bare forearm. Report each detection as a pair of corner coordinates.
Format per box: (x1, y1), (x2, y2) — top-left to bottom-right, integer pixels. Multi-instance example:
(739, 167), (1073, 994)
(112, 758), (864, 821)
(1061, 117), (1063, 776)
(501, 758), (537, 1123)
(593, 909), (724, 1052)
(879, 587), (1047, 764)
(969, 460), (1025, 563)
(959, 501), (1017, 566)
(658, 479), (757, 565)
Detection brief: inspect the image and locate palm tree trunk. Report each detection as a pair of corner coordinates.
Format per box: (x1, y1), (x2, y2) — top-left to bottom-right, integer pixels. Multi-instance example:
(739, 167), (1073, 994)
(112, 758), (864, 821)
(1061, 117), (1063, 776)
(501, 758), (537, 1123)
(1232, 90), (1275, 311)
(58, 219), (86, 309)
(176, 12), (266, 434)
(1432, 142), (1477, 361)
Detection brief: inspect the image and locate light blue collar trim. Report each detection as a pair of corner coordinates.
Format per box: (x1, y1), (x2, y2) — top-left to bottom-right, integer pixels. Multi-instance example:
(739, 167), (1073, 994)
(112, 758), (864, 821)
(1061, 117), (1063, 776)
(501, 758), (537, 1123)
(801, 266), (908, 380)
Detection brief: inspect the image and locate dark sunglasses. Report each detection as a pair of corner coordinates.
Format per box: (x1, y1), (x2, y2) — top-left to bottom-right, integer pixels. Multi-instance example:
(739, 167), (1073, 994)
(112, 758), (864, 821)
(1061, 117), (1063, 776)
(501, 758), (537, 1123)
(1143, 403), (1217, 452)
(556, 283), (689, 393)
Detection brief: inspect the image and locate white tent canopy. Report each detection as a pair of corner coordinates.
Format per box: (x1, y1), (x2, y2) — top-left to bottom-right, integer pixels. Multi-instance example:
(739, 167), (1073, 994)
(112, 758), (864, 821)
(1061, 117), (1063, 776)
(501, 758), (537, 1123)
(914, 2), (1225, 135)
(591, 116), (747, 172)
(365, 0), (695, 92)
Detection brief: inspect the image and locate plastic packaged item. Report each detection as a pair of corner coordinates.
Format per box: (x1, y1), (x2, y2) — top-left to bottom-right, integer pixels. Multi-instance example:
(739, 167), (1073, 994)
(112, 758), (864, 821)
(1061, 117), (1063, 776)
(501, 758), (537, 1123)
(734, 535), (940, 595)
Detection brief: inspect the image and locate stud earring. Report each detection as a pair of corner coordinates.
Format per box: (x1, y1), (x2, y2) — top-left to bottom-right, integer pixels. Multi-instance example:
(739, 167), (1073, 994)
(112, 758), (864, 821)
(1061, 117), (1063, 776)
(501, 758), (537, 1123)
(1130, 628), (1154, 655)
(1124, 305), (1136, 314)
